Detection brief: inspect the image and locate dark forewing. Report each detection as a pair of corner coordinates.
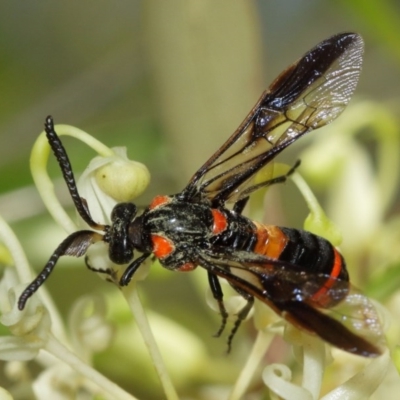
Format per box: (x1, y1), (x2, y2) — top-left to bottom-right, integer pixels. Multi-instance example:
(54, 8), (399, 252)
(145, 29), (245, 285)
(199, 252), (384, 357)
(183, 33), (364, 205)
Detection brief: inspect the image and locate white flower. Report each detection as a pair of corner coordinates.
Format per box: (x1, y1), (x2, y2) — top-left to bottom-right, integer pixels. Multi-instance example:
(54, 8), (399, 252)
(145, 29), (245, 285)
(0, 269), (51, 361)
(68, 295), (114, 363)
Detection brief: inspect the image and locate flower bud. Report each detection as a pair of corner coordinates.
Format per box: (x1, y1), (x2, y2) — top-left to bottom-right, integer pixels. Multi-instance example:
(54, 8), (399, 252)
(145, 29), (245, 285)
(94, 148), (150, 202)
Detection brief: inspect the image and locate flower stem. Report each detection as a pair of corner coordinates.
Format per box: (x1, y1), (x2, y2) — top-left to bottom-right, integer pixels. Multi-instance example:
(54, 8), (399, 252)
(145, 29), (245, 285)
(228, 330), (273, 400)
(301, 334), (325, 400)
(122, 284), (179, 400)
(291, 172), (342, 246)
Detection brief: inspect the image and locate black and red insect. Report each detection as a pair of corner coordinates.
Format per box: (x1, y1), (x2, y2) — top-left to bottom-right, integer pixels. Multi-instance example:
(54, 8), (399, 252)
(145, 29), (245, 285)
(18, 33), (384, 357)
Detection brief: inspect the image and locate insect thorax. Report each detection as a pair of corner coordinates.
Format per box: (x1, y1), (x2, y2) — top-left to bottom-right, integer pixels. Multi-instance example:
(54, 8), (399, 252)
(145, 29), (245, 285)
(145, 197), (214, 244)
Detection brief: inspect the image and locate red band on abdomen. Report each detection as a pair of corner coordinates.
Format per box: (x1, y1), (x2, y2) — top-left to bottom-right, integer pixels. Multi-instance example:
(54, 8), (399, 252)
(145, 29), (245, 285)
(310, 248), (343, 307)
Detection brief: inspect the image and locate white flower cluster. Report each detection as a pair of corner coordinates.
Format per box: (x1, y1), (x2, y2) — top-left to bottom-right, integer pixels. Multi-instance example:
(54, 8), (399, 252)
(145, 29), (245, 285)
(0, 124), (149, 399)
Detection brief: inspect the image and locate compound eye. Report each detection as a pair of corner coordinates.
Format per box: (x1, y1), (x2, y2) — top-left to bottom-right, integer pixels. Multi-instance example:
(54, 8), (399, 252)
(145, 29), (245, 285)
(108, 203), (137, 264)
(111, 203), (137, 222)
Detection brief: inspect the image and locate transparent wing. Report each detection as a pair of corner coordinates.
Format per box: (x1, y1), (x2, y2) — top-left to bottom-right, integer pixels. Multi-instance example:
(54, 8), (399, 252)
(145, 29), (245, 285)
(183, 32), (364, 205)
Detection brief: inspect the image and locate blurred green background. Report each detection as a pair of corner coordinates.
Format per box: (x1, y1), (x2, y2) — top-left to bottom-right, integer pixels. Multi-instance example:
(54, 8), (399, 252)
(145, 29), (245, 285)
(1, 1), (400, 399)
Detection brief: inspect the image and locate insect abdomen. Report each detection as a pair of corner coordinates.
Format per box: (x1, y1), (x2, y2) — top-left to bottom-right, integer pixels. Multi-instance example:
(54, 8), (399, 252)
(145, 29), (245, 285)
(253, 224), (348, 281)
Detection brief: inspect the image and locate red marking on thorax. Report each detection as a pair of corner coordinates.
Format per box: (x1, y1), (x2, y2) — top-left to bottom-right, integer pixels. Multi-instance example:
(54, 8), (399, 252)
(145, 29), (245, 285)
(311, 248), (343, 307)
(211, 209), (228, 235)
(149, 195), (171, 210)
(177, 262), (196, 272)
(151, 234), (174, 258)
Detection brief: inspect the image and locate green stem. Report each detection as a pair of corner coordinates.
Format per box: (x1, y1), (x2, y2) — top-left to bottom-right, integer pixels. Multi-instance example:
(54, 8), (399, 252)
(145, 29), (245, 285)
(228, 330), (273, 400)
(122, 284), (179, 400)
(291, 172), (342, 246)
(301, 334), (325, 400)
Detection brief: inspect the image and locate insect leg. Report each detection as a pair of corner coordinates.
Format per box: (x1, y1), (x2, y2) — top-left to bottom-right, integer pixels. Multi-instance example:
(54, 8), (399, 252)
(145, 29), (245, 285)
(84, 255), (121, 284)
(257, 159), (300, 188)
(84, 255), (112, 274)
(119, 253), (151, 286)
(208, 270), (255, 352)
(233, 197), (249, 214)
(226, 287), (254, 353)
(237, 159), (301, 199)
(207, 271), (229, 337)
(202, 257), (257, 351)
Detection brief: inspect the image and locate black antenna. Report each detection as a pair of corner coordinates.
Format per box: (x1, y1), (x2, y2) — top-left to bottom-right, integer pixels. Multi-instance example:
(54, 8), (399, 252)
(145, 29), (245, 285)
(18, 117), (107, 309)
(44, 116), (104, 230)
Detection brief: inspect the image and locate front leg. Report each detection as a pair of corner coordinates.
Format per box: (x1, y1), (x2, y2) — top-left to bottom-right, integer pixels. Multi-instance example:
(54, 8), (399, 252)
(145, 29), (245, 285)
(85, 255), (118, 283)
(119, 253), (151, 286)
